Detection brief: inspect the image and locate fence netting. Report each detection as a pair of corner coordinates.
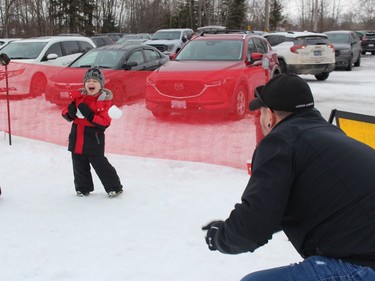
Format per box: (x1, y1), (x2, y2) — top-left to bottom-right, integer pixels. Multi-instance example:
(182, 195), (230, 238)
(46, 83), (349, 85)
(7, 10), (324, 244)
(0, 62), (261, 171)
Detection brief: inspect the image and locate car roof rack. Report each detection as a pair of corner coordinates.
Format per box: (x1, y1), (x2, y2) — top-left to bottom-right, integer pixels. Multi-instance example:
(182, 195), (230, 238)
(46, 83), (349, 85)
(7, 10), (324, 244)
(199, 29), (247, 36)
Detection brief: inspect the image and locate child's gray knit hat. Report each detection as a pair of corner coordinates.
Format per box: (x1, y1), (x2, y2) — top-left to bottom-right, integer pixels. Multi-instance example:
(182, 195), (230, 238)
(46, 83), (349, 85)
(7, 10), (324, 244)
(84, 66), (104, 88)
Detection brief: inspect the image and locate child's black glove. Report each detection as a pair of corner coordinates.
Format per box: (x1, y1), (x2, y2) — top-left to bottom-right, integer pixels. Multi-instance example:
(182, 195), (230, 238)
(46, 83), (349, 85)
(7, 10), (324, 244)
(62, 102), (77, 122)
(67, 102), (77, 119)
(202, 220), (224, 251)
(78, 103), (94, 122)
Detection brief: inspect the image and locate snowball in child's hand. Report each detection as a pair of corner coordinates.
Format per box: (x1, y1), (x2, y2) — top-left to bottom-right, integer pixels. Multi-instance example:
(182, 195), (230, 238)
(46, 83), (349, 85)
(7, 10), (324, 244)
(76, 109), (84, 119)
(108, 105), (123, 119)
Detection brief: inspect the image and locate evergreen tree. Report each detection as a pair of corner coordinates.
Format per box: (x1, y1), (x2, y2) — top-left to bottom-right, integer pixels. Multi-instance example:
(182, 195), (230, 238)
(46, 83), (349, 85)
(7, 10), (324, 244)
(82, 0), (95, 35)
(269, 0), (283, 31)
(48, 0), (95, 35)
(226, 0), (246, 29)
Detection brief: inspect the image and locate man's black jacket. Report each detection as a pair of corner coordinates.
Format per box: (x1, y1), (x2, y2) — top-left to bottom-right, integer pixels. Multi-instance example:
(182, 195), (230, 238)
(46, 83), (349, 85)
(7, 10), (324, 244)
(213, 109), (375, 267)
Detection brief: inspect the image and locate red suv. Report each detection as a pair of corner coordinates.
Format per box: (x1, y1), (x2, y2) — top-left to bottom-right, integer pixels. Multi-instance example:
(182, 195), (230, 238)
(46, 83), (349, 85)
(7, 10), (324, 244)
(145, 32), (281, 120)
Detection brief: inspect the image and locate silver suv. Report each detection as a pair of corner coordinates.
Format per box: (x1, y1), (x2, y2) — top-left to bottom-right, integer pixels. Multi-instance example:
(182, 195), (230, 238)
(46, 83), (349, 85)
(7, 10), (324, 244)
(144, 28), (194, 55)
(264, 31), (335, 80)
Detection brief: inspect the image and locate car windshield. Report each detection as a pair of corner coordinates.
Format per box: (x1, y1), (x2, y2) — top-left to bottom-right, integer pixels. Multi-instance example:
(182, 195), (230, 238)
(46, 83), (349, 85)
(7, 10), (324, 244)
(122, 35), (138, 40)
(1, 42), (47, 59)
(326, 34), (350, 44)
(292, 36), (329, 45)
(70, 49), (125, 68)
(151, 31), (181, 40)
(175, 40), (243, 61)
(304, 36), (330, 45)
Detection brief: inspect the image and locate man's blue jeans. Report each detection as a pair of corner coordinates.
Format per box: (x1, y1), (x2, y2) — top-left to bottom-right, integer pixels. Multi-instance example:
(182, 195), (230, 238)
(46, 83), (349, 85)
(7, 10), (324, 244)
(241, 256), (375, 281)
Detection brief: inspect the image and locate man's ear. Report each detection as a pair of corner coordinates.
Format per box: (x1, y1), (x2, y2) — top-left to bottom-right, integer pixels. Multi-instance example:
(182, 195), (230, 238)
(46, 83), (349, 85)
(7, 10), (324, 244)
(267, 108), (277, 127)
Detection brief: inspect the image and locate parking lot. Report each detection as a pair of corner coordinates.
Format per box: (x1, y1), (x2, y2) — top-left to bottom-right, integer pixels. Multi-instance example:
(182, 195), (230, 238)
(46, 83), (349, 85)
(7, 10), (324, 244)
(1, 54), (374, 170)
(304, 54), (375, 119)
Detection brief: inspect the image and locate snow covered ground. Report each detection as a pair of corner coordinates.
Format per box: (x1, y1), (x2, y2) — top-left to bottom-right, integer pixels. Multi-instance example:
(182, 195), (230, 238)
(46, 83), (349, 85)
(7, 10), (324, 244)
(0, 55), (374, 281)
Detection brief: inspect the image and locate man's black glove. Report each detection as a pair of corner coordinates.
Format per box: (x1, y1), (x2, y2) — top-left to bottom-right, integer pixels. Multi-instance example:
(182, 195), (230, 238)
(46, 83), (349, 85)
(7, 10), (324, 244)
(78, 103), (94, 122)
(202, 220), (224, 251)
(67, 102), (77, 119)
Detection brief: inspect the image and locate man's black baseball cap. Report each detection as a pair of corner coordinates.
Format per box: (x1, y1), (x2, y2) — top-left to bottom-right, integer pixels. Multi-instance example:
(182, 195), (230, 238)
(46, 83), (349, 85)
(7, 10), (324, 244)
(249, 74), (314, 112)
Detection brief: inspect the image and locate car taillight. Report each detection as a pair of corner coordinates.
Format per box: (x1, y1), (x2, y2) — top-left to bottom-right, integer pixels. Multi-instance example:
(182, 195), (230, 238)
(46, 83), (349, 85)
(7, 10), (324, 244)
(290, 44), (306, 53)
(327, 44), (335, 51)
(361, 36), (367, 44)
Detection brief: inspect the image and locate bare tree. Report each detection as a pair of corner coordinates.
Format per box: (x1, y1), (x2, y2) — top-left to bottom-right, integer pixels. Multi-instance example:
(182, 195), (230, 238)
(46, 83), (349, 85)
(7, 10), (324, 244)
(356, 0), (375, 28)
(0, 0), (18, 37)
(246, 0), (265, 31)
(0, 0), (373, 38)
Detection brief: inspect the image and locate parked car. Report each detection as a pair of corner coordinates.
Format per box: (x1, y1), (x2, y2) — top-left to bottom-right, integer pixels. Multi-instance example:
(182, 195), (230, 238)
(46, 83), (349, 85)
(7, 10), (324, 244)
(324, 30), (361, 70)
(144, 28), (194, 55)
(0, 38), (21, 49)
(360, 31), (375, 55)
(58, 33), (84, 36)
(355, 30), (370, 43)
(263, 31), (335, 80)
(0, 36), (96, 99)
(145, 33), (281, 120)
(117, 33), (152, 45)
(44, 44), (169, 106)
(90, 35), (114, 47)
(118, 33), (151, 42)
(105, 33), (125, 43)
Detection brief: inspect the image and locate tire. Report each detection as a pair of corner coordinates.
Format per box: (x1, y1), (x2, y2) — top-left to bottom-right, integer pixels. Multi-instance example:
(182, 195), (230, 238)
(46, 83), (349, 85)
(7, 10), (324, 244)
(279, 60), (287, 73)
(372, 52), (375, 55)
(229, 85), (247, 120)
(345, 55), (353, 71)
(354, 54), (361, 67)
(361, 51), (366, 55)
(30, 73), (47, 97)
(315, 72), (329, 81)
(108, 81), (127, 106)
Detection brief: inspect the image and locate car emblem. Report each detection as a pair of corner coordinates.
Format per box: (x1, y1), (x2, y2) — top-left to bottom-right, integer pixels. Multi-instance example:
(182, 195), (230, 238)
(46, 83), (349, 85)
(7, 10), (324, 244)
(174, 83), (184, 91)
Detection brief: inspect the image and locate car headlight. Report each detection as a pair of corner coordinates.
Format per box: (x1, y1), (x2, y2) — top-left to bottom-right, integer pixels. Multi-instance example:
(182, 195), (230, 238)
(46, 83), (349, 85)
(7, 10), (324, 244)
(205, 77), (235, 87)
(167, 45), (176, 51)
(205, 80), (222, 87)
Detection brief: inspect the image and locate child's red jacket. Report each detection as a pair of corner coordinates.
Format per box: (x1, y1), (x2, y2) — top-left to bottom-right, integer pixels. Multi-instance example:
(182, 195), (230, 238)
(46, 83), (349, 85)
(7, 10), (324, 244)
(62, 89), (113, 155)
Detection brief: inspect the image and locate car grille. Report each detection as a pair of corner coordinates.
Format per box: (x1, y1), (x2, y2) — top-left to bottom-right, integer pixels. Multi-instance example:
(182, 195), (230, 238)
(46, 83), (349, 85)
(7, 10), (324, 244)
(154, 80), (205, 98)
(149, 44), (168, 52)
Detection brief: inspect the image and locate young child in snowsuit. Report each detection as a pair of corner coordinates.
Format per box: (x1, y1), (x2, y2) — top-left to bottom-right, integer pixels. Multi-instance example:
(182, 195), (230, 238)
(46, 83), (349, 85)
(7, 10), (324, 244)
(62, 66), (123, 198)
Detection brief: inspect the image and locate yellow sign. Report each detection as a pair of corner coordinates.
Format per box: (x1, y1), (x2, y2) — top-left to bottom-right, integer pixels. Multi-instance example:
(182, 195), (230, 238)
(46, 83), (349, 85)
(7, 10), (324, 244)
(339, 118), (375, 149)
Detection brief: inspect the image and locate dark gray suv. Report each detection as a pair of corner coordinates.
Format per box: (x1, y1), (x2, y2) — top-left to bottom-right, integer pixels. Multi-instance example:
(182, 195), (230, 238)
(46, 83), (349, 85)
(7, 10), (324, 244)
(361, 31), (375, 55)
(324, 30), (362, 71)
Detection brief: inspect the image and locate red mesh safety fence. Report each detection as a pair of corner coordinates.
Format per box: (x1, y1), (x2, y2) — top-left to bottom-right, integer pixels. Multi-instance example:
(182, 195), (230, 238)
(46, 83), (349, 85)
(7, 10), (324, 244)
(0, 62), (262, 170)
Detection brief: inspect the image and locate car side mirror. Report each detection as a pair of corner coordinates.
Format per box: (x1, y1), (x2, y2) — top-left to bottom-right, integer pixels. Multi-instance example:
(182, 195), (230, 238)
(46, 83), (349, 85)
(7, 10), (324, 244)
(123, 61), (138, 70)
(182, 36), (188, 43)
(47, 53), (58, 60)
(247, 52), (263, 65)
